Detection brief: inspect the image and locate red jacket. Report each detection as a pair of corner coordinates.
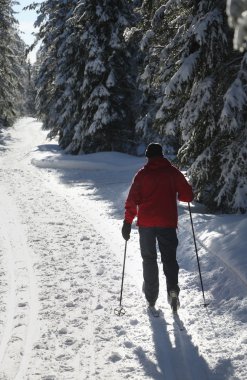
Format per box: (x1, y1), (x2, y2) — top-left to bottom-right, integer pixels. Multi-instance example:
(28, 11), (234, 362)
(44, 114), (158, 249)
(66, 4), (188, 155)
(125, 156), (193, 228)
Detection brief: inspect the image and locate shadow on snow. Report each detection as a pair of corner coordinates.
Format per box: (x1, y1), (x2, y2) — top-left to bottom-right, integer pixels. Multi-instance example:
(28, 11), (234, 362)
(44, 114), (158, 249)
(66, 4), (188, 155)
(135, 312), (234, 380)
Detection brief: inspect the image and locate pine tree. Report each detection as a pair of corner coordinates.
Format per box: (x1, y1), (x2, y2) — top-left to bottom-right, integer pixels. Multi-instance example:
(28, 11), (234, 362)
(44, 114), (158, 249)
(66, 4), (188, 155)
(131, 0), (167, 148)
(136, 0), (247, 212)
(35, 0), (136, 154)
(0, 0), (26, 129)
(132, 0), (195, 153)
(176, 1), (247, 212)
(23, 60), (37, 116)
(35, 0), (76, 135)
(64, 0), (136, 154)
(211, 54), (247, 212)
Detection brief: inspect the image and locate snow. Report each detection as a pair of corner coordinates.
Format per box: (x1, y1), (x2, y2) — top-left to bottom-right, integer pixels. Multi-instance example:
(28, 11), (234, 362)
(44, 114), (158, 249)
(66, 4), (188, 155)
(0, 117), (247, 379)
(85, 59), (106, 75)
(106, 71), (116, 88)
(227, 0), (247, 51)
(180, 76), (214, 139)
(165, 52), (200, 95)
(140, 30), (155, 51)
(220, 77), (247, 132)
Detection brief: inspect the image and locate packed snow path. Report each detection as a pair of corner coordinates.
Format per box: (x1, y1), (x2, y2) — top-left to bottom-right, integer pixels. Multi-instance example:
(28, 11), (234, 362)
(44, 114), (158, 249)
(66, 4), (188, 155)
(0, 118), (246, 380)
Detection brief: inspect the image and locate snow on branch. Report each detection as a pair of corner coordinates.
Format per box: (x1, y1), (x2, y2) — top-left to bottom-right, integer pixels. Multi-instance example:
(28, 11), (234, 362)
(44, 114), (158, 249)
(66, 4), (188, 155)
(219, 57), (247, 132)
(161, 0), (182, 13)
(152, 5), (166, 28)
(85, 58), (106, 75)
(192, 9), (224, 45)
(180, 77), (215, 141)
(215, 130), (247, 212)
(140, 30), (155, 51)
(165, 51), (200, 95)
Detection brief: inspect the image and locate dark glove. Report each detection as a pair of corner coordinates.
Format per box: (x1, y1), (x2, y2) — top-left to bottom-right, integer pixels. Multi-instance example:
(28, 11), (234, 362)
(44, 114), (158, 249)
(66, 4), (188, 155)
(122, 220), (131, 241)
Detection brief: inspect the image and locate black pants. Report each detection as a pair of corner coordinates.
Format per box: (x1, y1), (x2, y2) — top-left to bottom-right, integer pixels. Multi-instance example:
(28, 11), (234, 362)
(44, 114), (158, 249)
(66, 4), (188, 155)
(139, 227), (179, 305)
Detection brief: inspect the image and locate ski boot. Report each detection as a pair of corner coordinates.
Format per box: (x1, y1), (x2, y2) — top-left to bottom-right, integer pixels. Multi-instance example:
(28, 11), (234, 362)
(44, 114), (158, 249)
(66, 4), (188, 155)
(168, 290), (180, 314)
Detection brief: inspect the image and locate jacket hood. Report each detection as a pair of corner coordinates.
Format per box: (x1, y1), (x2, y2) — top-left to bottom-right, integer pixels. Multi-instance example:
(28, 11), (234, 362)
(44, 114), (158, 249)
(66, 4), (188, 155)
(145, 156), (171, 170)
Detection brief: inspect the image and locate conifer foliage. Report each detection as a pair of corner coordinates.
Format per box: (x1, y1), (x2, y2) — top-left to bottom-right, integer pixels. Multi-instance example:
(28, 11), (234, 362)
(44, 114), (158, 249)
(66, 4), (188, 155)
(136, 0), (247, 213)
(36, 0), (135, 154)
(24, 60), (37, 117)
(0, 0), (26, 129)
(34, 0), (76, 140)
(67, 0), (136, 154)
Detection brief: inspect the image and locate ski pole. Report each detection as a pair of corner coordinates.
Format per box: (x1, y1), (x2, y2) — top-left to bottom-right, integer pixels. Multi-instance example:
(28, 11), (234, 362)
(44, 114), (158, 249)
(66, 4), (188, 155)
(114, 241), (128, 316)
(188, 202), (209, 307)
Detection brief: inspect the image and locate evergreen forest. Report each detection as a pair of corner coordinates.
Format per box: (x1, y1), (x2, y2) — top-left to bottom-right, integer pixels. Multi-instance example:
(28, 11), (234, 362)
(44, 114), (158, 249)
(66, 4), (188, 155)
(0, 0), (247, 213)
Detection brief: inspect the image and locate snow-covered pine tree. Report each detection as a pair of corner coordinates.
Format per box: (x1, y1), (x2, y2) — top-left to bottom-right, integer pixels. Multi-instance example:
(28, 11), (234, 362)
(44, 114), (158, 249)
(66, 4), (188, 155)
(65, 0), (136, 154)
(23, 60), (37, 116)
(47, 6), (84, 150)
(137, 0), (246, 212)
(132, 0), (195, 153)
(14, 36), (30, 117)
(0, 0), (26, 129)
(213, 54), (247, 212)
(35, 0), (76, 138)
(176, 1), (247, 213)
(130, 0), (167, 148)
(42, 0), (95, 150)
(35, 0), (136, 154)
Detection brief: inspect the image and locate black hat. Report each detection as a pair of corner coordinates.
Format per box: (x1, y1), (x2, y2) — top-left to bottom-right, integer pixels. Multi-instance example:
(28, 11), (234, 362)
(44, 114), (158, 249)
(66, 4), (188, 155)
(145, 143), (163, 158)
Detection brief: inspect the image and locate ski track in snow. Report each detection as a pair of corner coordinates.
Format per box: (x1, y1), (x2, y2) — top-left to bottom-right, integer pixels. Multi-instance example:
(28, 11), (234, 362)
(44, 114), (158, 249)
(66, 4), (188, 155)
(0, 118), (246, 380)
(0, 185), (39, 380)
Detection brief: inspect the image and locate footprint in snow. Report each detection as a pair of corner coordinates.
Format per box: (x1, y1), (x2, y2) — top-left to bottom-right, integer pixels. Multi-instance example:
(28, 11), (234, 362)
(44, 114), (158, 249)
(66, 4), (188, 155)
(64, 338), (75, 346)
(130, 319), (139, 326)
(66, 301), (76, 308)
(18, 302), (28, 307)
(108, 352), (122, 363)
(97, 267), (104, 275)
(58, 327), (68, 335)
(95, 304), (103, 310)
(80, 236), (90, 241)
(124, 341), (134, 348)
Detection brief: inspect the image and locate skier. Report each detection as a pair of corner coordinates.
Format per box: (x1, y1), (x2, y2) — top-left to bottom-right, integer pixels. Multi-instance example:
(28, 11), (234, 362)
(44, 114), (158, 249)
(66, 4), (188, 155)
(121, 143), (193, 313)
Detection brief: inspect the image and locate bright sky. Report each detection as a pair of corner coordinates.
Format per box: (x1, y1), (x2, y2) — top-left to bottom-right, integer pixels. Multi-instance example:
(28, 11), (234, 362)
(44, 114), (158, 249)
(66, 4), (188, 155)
(13, 0), (41, 63)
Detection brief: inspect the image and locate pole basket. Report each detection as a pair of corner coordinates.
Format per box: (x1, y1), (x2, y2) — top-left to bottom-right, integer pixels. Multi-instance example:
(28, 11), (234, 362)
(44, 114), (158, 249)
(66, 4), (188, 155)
(114, 306), (126, 316)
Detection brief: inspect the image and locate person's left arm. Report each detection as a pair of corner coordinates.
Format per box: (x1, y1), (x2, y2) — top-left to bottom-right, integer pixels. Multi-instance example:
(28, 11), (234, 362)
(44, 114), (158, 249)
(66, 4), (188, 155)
(175, 169), (194, 202)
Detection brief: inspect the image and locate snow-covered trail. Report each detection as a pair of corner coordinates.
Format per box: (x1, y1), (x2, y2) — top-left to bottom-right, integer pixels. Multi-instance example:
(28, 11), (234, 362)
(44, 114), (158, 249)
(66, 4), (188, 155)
(0, 118), (246, 380)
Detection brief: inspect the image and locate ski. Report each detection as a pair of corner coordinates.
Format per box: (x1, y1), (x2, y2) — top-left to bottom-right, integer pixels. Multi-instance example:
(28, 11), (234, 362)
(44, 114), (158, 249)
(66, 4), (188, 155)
(172, 312), (185, 331)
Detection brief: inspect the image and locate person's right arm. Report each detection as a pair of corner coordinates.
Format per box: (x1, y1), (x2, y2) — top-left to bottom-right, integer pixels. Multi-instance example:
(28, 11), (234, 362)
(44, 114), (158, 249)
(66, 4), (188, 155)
(124, 173), (142, 224)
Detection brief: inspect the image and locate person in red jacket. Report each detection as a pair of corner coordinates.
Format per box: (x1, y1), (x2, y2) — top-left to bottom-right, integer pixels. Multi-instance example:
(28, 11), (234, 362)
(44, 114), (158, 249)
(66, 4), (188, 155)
(122, 143), (193, 312)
